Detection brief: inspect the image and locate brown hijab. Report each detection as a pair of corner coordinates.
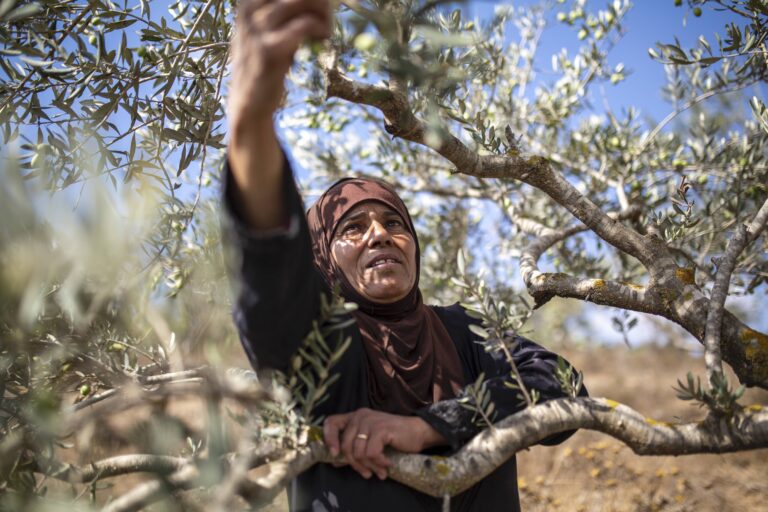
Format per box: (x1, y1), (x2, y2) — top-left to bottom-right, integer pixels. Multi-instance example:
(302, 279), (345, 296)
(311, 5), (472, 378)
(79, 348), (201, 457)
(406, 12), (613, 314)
(307, 177), (464, 415)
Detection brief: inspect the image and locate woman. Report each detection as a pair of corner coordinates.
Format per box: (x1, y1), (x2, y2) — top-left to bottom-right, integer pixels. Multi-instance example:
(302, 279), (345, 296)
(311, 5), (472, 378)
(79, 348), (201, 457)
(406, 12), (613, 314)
(224, 1), (584, 510)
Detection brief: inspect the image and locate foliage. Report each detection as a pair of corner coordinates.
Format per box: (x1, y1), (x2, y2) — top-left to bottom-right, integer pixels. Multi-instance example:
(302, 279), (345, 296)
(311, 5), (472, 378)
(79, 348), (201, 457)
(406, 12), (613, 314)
(452, 250), (539, 407)
(555, 356), (584, 399)
(674, 370), (746, 417)
(0, 0), (767, 509)
(283, 290), (356, 424)
(457, 372), (497, 429)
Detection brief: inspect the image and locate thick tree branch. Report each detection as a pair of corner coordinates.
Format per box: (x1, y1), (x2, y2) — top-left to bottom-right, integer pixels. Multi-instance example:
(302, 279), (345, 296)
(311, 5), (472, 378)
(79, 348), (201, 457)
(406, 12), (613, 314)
(101, 442), (323, 512)
(704, 198), (768, 383)
(101, 464), (199, 512)
(70, 367), (207, 412)
(512, 209), (768, 388)
(320, 51), (484, 173)
(321, 55), (664, 269)
(99, 397), (768, 511)
(387, 397), (768, 497)
(517, 210), (654, 311)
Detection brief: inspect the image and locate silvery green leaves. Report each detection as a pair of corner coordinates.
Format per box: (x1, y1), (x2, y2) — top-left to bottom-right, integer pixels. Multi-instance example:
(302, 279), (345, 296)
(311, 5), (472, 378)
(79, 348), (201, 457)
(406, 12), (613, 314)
(555, 356), (583, 399)
(650, 0), (766, 87)
(248, 291), (354, 448)
(0, 0), (229, 192)
(674, 371), (746, 418)
(283, 289), (355, 425)
(750, 96), (768, 135)
(453, 250), (536, 408)
(651, 176), (700, 244)
(453, 250), (532, 340)
(0, 0), (231, 305)
(457, 373), (497, 429)
(611, 310), (639, 347)
(0, 1), (42, 22)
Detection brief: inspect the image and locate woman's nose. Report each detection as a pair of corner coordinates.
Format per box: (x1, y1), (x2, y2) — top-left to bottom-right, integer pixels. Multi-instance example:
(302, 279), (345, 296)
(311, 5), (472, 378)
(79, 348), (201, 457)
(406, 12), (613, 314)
(366, 220), (392, 246)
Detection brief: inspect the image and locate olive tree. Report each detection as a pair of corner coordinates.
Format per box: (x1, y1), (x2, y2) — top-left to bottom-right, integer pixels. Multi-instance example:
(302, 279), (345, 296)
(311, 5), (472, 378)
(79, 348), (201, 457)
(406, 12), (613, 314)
(1, 0), (766, 510)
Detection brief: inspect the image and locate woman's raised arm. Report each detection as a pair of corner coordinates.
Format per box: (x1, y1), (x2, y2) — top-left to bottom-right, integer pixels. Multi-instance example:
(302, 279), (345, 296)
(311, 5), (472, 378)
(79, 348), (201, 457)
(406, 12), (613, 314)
(223, 0), (333, 371)
(227, 0), (331, 230)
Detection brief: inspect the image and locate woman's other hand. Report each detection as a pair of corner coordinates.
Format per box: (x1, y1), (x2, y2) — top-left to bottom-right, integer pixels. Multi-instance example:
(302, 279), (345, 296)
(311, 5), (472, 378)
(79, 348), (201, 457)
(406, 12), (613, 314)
(227, 0), (331, 229)
(323, 408), (446, 480)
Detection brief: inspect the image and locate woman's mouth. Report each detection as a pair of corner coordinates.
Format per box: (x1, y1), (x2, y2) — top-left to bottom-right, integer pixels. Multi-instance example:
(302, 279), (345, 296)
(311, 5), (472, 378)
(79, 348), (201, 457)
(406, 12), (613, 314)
(366, 255), (401, 269)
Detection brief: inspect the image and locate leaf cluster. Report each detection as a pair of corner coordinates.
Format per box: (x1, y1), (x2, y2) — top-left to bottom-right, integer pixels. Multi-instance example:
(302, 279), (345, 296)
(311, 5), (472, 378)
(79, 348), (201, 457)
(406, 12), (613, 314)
(452, 250), (538, 407)
(674, 371), (746, 417)
(457, 372), (497, 429)
(283, 290), (356, 424)
(555, 356), (584, 399)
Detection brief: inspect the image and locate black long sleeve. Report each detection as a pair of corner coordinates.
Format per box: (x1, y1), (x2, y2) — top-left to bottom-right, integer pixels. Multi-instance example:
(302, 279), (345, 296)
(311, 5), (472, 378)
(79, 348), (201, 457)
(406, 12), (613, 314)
(221, 157), (324, 372)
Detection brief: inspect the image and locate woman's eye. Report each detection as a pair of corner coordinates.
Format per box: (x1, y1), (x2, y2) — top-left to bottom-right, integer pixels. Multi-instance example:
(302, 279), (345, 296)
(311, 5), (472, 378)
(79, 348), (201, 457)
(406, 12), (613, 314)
(342, 224), (360, 234)
(387, 219), (403, 228)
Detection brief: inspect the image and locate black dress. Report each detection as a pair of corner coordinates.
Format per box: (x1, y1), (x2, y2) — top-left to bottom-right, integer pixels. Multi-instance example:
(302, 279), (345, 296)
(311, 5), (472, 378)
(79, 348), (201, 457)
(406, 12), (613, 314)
(222, 155), (586, 512)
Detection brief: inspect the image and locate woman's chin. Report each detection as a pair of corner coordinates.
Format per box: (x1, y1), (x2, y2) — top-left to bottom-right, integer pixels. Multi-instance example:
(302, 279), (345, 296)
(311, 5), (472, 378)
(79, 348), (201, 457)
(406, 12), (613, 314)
(361, 283), (409, 304)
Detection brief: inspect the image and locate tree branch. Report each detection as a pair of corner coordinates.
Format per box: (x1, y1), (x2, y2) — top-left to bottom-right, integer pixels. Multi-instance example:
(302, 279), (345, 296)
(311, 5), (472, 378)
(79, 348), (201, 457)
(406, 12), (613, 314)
(704, 198), (768, 384)
(516, 209), (653, 311)
(320, 51), (484, 174)
(101, 442), (323, 512)
(34, 454), (189, 484)
(66, 368), (271, 433)
(321, 53), (664, 268)
(101, 464), (199, 512)
(386, 397), (768, 497)
(70, 367), (207, 412)
(99, 397), (768, 511)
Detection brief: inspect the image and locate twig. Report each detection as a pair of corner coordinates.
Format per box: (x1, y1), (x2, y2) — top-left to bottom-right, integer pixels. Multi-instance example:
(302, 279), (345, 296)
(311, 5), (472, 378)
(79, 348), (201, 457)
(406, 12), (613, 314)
(66, 369), (271, 433)
(703, 198), (768, 383)
(70, 367), (207, 412)
(34, 454), (189, 483)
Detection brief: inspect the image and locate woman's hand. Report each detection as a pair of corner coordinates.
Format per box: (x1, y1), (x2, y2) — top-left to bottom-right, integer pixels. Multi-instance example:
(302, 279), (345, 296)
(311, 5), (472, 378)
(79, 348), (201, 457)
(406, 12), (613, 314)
(227, 0), (331, 230)
(323, 408), (446, 480)
(228, 0), (331, 135)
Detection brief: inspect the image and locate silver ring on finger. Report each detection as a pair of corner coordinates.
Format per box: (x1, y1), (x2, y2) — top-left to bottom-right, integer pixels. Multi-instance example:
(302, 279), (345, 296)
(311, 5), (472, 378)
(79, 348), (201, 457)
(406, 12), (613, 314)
(356, 433), (369, 441)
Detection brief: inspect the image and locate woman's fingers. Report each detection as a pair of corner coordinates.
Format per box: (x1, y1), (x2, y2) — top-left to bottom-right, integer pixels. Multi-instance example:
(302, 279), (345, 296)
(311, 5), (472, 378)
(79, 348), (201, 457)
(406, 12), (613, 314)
(229, 0), (331, 124)
(263, 14), (329, 62)
(339, 420), (372, 478)
(325, 409), (410, 480)
(323, 413), (349, 458)
(364, 431), (391, 479)
(251, 0), (330, 34)
(344, 411), (390, 479)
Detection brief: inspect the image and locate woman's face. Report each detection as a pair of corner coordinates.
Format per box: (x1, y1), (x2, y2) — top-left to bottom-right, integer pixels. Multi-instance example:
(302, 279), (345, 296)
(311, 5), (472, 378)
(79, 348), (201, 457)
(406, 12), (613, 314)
(330, 201), (417, 303)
